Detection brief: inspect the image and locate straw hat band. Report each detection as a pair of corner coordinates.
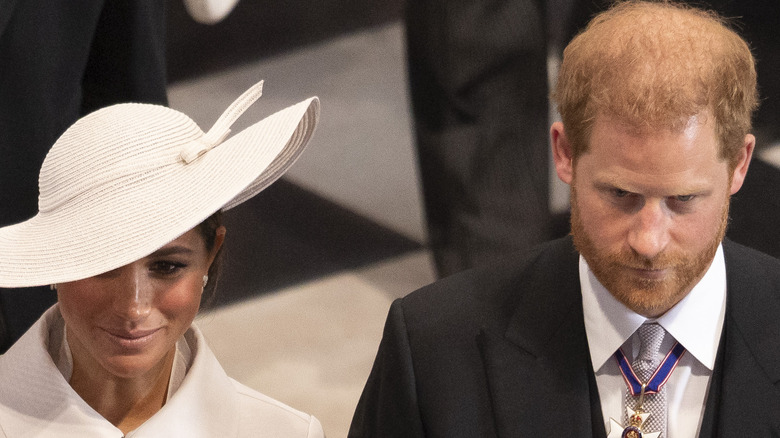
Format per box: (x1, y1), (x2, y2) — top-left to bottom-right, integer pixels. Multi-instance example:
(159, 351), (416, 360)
(0, 79), (320, 287)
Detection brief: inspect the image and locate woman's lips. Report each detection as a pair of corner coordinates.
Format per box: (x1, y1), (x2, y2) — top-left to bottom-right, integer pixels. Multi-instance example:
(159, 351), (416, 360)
(102, 327), (161, 349)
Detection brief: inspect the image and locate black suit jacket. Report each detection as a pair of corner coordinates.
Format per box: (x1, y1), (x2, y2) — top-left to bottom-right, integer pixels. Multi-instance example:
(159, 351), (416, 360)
(349, 237), (780, 437)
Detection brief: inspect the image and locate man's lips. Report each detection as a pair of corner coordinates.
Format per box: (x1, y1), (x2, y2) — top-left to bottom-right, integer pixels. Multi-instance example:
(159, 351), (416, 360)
(624, 265), (670, 279)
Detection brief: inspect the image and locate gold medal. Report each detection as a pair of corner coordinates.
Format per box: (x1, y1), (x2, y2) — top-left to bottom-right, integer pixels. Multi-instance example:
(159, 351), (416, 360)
(607, 384), (661, 438)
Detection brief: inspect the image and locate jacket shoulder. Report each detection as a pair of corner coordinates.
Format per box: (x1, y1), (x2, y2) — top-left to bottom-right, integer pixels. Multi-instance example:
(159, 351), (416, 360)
(399, 237), (579, 334)
(723, 239), (780, 282)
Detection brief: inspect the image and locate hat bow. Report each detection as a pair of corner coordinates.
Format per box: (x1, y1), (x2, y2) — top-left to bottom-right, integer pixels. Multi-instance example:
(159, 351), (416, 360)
(179, 80), (265, 164)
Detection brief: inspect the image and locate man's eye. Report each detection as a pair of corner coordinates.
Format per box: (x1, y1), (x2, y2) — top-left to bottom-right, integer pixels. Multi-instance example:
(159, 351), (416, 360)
(675, 194), (695, 202)
(613, 189), (629, 198)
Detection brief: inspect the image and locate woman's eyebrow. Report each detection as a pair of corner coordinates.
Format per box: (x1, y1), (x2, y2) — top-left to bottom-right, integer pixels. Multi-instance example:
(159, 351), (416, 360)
(148, 246), (195, 257)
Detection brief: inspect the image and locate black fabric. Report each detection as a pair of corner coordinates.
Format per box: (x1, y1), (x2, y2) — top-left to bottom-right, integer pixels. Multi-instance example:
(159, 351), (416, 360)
(406, 0), (566, 277)
(727, 158), (780, 259)
(0, 0), (168, 352)
(349, 237), (780, 436)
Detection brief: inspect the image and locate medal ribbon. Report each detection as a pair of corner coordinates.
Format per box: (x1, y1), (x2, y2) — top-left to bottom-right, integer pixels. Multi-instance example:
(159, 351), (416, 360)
(615, 342), (686, 396)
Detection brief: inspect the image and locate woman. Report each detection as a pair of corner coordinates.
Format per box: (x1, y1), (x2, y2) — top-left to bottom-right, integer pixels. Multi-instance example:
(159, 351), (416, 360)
(0, 81), (324, 437)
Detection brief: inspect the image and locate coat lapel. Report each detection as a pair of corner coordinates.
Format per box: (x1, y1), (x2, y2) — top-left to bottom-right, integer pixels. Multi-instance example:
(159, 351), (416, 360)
(699, 241), (780, 436)
(477, 238), (607, 437)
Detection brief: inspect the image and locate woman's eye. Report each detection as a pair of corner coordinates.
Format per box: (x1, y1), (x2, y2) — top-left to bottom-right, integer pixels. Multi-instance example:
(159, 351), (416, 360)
(150, 261), (186, 275)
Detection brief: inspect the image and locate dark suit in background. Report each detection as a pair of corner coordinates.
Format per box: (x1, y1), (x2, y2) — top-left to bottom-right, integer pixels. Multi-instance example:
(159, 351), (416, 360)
(349, 237), (780, 437)
(0, 0), (167, 351)
(406, 0), (565, 277)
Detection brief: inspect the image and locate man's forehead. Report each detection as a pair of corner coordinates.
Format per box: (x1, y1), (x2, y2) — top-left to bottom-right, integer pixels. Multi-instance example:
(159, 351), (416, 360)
(577, 111), (728, 180)
(593, 110), (711, 139)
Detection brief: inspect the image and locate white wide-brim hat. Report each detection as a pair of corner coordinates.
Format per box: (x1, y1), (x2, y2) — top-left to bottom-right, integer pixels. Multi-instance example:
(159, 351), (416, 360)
(0, 80), (319, 287)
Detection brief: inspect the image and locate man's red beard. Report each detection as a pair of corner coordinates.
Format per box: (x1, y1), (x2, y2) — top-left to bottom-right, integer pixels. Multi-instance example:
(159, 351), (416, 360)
(570, 185), (729, 317)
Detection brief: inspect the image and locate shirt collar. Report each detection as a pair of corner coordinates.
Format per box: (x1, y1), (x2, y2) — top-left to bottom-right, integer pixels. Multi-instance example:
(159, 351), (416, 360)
(582, 244), (727, 371)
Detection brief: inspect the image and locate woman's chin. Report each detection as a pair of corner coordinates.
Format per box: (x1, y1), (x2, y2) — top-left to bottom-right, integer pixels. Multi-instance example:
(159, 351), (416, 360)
(99, 352), (171, 380)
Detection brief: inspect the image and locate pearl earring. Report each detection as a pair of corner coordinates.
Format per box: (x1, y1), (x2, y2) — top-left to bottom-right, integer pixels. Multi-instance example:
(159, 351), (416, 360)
(202, 275), (209, 289)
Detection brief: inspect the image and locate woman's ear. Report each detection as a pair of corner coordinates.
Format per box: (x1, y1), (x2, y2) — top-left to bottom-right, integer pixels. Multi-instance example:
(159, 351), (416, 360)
(207, 226), (226, 267)
(551, 122), (574, 185)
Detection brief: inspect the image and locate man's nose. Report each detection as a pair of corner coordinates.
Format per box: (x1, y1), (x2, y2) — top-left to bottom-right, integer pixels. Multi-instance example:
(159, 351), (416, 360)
(627, 201), (670, 259)
(112, 267), (153, 321)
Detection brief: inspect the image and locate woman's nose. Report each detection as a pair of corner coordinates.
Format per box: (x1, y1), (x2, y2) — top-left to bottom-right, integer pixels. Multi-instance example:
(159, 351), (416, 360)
(111, 267), (154, 321)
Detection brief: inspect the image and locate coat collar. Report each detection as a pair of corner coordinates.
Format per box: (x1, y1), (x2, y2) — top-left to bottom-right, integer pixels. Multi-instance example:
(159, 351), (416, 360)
(699, 240), (780, 436)
(720, 239), (780, 384)
(130, 326), (240, 437)
(0, 305), (240, 437)
(477, 237), (607, 437)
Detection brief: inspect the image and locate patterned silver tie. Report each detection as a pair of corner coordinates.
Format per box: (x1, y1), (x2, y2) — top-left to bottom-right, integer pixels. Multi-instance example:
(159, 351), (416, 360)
(624, 323), (667, 437)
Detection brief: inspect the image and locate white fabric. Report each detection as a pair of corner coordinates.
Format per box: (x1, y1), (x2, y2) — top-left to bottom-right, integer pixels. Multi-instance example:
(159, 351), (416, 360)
(183, 0), (240, 24)
(0, 305), (324, 438)
(759, 142), (780, 168)
(581, 244), (727, 438)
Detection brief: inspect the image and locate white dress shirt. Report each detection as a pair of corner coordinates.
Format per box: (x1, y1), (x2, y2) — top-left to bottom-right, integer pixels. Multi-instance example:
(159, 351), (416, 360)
(581, 245), (727, 437)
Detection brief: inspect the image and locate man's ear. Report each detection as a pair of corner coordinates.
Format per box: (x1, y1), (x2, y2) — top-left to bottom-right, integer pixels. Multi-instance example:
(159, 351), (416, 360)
(729, 134), (755, 195)
(551, 122), (574, 185)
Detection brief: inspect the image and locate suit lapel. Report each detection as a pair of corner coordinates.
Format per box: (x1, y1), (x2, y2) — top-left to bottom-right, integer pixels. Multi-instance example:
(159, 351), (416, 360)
(477, 238), (606, 437)
(699, 241), (780, 436)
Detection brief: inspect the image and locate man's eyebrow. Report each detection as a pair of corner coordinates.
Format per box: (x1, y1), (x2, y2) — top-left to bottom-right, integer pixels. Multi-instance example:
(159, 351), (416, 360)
(594, 176), (628, 189)
(148, 246), (195, 257)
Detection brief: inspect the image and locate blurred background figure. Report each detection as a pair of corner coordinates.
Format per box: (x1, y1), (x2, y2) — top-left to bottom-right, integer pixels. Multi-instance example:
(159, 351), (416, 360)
(406, 0), (570, 277)
(0, 0), (167, 352)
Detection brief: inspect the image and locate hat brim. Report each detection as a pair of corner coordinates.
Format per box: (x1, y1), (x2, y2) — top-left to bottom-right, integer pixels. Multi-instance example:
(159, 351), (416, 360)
(0, 97), (319, 287)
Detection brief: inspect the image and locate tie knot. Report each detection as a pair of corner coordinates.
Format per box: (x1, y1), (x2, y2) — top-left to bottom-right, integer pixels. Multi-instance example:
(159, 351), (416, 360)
(637, 323), (665, 368)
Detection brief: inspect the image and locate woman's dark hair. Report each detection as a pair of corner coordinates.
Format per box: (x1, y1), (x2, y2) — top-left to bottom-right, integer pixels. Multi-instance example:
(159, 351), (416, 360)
(196, 210), (224, 308)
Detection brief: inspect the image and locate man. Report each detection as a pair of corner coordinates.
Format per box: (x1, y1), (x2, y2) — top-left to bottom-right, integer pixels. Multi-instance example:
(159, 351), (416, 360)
(349, 1), (780, 437)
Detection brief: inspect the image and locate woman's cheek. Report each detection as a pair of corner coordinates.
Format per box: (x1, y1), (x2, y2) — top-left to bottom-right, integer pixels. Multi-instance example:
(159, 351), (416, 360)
(157, 280), (202, 317)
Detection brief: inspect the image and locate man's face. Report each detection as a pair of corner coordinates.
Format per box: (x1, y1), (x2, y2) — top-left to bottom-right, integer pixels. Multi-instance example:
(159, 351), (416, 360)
(562, 113), (744, 317)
